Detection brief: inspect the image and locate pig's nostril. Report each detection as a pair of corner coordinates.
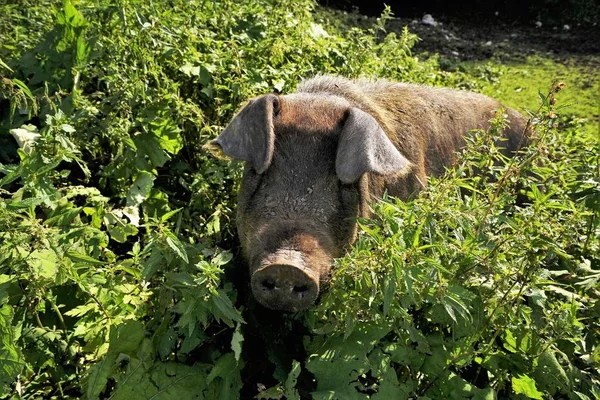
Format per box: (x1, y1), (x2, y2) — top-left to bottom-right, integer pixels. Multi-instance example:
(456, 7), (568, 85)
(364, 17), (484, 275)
(293, 284), (309, 294)
(261, 279), (276, 291)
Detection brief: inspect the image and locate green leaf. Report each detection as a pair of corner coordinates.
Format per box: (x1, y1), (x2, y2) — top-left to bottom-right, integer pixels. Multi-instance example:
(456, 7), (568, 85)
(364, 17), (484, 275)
(421, 340), (449, 376)
(412, 217), (426, 248)
(198, 65), (212, 86)
(455, 180), (482, 194)
(512, 374), (544, 399)
(141, 246), (165, 280)
(134, 132), (170, 168)
(180, 63), (200, 76)
(206, 353), (244, 399)
(11, 79), (35, 102)
(61, 0), (87, 28)
(0, 57), (13, 72)
(210, 290), (243, 327)
(231, 323), (244, 363)
(383, 271), (396, 316)
(86, 320), (146, 400)
(503, 329), (533, 354)
(284, 360), (301, 400)
(538, 90), (548, 107)
(160, 207), (183, 222)
(158, 328), (177, 360)
(307, 323), (391, 398)
(164, 229), (189, 263)
(60, 123), (76, 133)
(473, 387), (496, 400)
(107, 223), (138, 243)
(66, 251), (106, 265)
(109, 361), (211, 400)
(150, 117), (183, 155)
(442, 299), (458, 324)
(207, 353), (235, 385)
(0, 164), (21, 186)
(0, 304), (24, 396)
(212, 251), (233, 267)
(126, 171), (155, 208)
(444, 287), (473, 323)
(180, 334), (204, 354)
(255, 385), (284, 399)
(503, 330), (518, 353)
(534, 350), (569, 393)
(64, 303), (97, 318)
(5, 197), (42, 211)
(75, 35), (90, 67)
(28, 249), (58, 280)
(44, 204), (83, 227)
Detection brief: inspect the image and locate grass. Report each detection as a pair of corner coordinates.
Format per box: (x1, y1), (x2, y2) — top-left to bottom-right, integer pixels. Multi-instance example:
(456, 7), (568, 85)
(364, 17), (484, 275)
(460, 55), (600, 136)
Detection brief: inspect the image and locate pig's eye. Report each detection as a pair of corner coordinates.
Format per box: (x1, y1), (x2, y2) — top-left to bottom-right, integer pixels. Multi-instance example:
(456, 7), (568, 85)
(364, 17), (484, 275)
(245, 166), (260, 178)
(272, 96), (280, 117)
(338, 179), (355, 189)
(339, 182), (360, 203)
(240, 166), (263, 200)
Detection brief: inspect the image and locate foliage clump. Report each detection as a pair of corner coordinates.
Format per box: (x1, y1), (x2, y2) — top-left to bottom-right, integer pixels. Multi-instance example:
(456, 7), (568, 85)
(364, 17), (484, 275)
(309, 85), (600, 398)
(0, 0), (598, 399)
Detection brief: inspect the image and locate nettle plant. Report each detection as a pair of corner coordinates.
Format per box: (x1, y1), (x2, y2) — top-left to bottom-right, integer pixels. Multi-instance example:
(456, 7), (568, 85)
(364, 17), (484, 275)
(0, 0), (598, 398)
(304, 84), (600, 399)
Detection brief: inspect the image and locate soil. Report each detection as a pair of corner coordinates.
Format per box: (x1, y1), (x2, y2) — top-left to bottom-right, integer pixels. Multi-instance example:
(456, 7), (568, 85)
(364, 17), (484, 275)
(331, 9), (600, 67)
(319, 0), (600, 64)
(401, 16), (600, 64)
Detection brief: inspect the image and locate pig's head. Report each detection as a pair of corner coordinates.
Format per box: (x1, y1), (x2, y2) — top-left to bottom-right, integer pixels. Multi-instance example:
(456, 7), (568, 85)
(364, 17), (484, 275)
(211, 93), (411, 311)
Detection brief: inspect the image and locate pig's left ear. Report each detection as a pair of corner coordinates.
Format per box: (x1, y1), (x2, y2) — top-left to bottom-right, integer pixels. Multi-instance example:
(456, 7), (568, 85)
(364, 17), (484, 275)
(210, 94), (278, 174)
(336, 108), (412, 184)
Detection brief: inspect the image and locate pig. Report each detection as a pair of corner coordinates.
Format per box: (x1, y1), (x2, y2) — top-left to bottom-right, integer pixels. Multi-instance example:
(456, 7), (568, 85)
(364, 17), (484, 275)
(211, 75), (529, 312)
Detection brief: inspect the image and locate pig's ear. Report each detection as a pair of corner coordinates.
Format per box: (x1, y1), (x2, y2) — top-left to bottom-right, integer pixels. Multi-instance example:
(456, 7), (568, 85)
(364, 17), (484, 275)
(211, 94), (278, 174)
(336, 108), (412, 184)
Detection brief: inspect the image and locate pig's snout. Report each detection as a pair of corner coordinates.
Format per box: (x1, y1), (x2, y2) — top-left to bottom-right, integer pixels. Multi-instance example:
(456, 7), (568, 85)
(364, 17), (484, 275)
(251, 265), (319, 311)
(251, 251), (320, 312)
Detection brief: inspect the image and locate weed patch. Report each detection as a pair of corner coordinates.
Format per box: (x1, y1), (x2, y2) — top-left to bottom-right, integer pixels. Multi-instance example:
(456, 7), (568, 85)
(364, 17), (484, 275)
(0, 1), (598, 399)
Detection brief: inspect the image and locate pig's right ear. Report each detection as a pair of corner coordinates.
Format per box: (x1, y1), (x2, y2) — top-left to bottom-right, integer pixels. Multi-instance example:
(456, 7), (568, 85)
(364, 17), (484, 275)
(210, 94), (278, 174)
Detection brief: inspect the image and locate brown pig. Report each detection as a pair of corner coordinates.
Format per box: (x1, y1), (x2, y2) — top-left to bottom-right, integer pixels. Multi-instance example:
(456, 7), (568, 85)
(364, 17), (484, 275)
(211, 75), (529, 312)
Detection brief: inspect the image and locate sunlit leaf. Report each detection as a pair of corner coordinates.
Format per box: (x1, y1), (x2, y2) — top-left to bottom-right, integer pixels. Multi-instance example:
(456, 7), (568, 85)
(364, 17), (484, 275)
(512, 374), (544, 399)
(164, 229), (188, 263)
(0, 304), (24, 395)
(231, 323), (244, 363)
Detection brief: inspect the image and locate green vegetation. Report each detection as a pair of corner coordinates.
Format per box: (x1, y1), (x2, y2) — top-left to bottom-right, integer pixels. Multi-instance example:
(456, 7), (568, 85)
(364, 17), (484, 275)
(458, 57), (600, 136)
(1, 0), (598, 399)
